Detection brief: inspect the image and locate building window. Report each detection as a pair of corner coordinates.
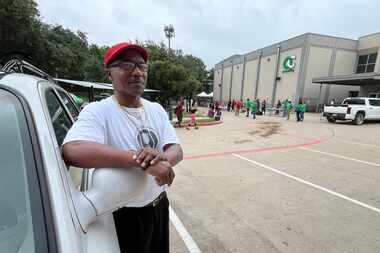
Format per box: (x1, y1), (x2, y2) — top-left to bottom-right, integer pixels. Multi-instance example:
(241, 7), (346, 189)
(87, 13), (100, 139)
(356, 53), (377, 73)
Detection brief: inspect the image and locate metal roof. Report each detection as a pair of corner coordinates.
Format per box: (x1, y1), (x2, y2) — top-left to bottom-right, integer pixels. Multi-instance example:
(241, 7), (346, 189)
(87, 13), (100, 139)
(54, 78), (160, 92)
(312, 72), (380, 86)
(55, 78), (114, 90)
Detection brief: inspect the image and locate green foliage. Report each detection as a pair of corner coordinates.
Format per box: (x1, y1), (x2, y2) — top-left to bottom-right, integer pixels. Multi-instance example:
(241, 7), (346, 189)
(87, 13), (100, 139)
(0, 0), (209, 101)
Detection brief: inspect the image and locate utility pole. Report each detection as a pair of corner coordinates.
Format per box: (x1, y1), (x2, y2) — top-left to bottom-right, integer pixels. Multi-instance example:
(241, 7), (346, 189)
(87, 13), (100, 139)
(164, 24), (175, 59)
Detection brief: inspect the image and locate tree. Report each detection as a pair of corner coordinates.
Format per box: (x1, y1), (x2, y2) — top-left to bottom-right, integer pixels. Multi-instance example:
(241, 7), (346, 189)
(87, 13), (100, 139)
(0, 0), (210, 100)
(0, 0), (39, 62)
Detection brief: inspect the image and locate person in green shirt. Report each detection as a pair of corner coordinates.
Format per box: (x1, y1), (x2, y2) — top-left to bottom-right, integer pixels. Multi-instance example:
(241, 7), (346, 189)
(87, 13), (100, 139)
(295, 99), (307, 122)
(251, 99), (257, 119)
(245, 98), (251, 117)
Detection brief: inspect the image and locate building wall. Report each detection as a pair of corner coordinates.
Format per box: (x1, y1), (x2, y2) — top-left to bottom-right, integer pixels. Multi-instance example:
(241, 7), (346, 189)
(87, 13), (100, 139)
(358, 33), (380, 73)
(214, 32), (379, 108)
(221, 66), (232, 102)
(242, 59), (258, 100)
(328, 50), (359, 102)
(303, 46), (333, 106)
(358, 33), (380, 50)
(257, 54), (276, 104)
(360, 85), (380, 97)
(230, 63), (244, 101)
(213, 68), (222, 101)
(275, 47), (303, 103)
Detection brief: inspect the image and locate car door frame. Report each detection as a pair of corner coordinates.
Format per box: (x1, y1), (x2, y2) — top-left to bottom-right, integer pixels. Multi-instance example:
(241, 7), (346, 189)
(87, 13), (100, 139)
(0, 84), (58, 252)
(39, 82), (120, 252)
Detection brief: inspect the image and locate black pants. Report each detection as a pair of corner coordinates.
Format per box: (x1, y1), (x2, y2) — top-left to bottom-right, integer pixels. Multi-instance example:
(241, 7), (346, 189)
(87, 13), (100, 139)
(296, 111), (301, 121)
(113, 195), (169, 253)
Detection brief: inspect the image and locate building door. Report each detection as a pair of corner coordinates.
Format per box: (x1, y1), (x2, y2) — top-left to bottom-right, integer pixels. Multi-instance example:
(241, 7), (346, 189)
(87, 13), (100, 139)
(349, 91), (359, 97)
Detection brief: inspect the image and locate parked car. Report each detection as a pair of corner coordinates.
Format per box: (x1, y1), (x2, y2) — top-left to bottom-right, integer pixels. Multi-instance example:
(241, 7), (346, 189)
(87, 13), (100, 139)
(323, 97), (380, 125)
(0, 64), (146, 252)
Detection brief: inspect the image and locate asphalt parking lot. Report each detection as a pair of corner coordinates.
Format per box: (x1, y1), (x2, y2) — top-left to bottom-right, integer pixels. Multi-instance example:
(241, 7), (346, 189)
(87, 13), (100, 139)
(168, 109), (380, 253)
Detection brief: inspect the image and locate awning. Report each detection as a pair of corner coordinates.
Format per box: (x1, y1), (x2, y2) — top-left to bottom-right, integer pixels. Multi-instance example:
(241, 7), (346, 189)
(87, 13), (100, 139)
(54, 78), (161, 92)
(55, 78), (113, 90)
(312, 72), (380, 86)
(197, 91), (209, 97)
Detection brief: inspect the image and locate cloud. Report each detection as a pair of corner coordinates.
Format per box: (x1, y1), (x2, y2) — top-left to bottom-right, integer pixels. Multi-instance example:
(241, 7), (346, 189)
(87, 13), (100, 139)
(36, 0), (380, 68)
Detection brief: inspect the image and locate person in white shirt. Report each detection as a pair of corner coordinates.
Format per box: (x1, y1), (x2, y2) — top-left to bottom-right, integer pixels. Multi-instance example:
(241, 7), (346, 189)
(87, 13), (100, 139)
(62, 42), (183, 253)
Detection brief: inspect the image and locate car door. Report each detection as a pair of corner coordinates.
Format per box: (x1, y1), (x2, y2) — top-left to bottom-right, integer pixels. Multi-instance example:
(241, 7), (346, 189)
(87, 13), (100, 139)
(0, 87), (57, 253)
(368, 99), (380, 120)
(43, 86), (120, 252)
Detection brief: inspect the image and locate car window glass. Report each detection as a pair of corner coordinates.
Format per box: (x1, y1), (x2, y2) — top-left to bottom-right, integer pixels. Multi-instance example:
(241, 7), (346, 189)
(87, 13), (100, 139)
(343, 99), (365, 105)
(56, 89), (79, 120)
(0, 90), (44, 253)
(45, 90), (84, 189)
(369, 100), (380, 106)
(45, 90), (72, 146)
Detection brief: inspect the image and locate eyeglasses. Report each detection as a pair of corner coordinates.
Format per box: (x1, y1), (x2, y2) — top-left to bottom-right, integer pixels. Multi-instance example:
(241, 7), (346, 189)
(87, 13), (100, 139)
(109, 60), (148, 72)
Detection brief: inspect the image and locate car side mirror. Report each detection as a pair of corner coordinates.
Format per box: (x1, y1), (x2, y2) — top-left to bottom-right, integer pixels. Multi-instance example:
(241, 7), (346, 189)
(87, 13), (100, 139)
(68, 167), (148, 232)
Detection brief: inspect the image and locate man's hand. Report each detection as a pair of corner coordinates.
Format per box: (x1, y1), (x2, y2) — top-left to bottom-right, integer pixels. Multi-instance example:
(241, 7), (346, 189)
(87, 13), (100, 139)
(145, 161), (175, 186)
(133, 147), (167, 169)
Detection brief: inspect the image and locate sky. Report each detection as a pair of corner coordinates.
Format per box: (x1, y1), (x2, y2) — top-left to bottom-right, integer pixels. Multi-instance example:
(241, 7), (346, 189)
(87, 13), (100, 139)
(36, 0), (380, 69)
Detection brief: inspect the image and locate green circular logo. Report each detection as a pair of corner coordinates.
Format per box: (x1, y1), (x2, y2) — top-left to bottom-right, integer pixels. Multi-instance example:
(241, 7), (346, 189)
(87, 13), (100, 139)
(283, 56), (296, 72)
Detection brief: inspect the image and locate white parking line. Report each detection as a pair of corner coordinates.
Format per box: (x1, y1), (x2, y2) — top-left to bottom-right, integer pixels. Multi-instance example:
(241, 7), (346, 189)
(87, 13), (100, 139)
(300, 147), (380, 167)
(169, 205), (202, 253)
(233, 154), (380, 214)
(336, 139), (380, 149)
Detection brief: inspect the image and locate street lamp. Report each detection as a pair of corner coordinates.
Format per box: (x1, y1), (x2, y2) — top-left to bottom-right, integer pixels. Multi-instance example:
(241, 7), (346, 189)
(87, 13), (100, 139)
(164, 24), (175, 120)
(164, 24), (175, 57)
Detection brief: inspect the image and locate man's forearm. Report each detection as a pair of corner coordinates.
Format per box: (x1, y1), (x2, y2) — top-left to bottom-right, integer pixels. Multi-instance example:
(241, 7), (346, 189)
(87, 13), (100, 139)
(63, 141), (140, 169)
(163, 144), (183, 167)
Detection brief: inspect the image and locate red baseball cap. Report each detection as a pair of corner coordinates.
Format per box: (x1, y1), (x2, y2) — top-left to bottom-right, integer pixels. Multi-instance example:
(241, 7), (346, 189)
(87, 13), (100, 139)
(104, 42), (149, 67)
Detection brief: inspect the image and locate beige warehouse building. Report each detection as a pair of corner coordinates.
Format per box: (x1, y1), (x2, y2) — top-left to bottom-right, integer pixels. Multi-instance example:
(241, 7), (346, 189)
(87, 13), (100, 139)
(213, 32), (380, 111)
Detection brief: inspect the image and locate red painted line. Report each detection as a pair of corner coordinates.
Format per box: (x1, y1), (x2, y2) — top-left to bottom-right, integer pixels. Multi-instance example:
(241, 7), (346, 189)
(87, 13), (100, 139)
(184, 137), (327, 160)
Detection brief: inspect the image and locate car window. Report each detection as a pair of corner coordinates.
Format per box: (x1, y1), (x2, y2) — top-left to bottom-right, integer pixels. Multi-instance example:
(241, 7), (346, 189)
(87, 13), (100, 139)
(56, 89), (79, 120)
(45, 90), (84, 190)
(342, 99), (365, 105)
(0, 89), (49, 253)
(369, 99), (380, 106)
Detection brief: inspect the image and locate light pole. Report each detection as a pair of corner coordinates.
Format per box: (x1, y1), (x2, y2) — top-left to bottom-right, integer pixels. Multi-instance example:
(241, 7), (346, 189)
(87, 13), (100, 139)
(164, 24), (175, 119)
(164, 24), (175, 58)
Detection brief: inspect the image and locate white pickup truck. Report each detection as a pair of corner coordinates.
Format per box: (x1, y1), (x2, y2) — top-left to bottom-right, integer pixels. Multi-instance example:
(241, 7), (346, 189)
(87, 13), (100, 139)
(323, 97), (380, 125)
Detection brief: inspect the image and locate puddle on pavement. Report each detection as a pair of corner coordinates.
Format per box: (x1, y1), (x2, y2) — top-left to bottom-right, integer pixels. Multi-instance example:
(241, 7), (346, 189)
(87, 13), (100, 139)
(247, 121), (281, 138)
(234, 139), (253, 144)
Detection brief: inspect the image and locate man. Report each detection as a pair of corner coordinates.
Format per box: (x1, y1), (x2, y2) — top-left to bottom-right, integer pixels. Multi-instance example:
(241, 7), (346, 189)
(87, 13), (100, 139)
(245, 98), (251, 117)
(62, 42), (183, 253)
(251, 99), (257, 119)
(175, 99), (184, 127)
(262, 99), (266, 115)
(285, 99), (293, 120)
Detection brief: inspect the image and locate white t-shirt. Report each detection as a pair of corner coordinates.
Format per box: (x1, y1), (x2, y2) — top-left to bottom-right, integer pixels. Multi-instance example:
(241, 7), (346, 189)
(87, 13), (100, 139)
(63, 97), (180, 207)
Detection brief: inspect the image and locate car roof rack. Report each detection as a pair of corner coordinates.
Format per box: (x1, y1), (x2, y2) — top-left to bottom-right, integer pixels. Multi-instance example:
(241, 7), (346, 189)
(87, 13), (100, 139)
(1, 59), (54, 82)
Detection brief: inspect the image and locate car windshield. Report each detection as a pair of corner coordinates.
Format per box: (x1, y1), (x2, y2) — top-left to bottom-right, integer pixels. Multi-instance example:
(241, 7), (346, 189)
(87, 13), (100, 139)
(0, 90), (42, 252)
(342, 99), (365, 105)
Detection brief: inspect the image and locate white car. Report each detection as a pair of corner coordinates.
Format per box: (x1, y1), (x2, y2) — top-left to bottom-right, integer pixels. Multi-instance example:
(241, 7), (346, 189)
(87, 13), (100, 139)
(0, 63), (146, 252)
(323, 97), (380, 125)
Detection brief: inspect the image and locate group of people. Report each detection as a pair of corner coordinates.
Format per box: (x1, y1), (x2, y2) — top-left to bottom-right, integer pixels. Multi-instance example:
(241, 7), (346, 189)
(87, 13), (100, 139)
(175, 99), (199, 130)
(275, 98), (307, 121)
(226, 98), (267, 118)
(215, 97), (307, 122)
